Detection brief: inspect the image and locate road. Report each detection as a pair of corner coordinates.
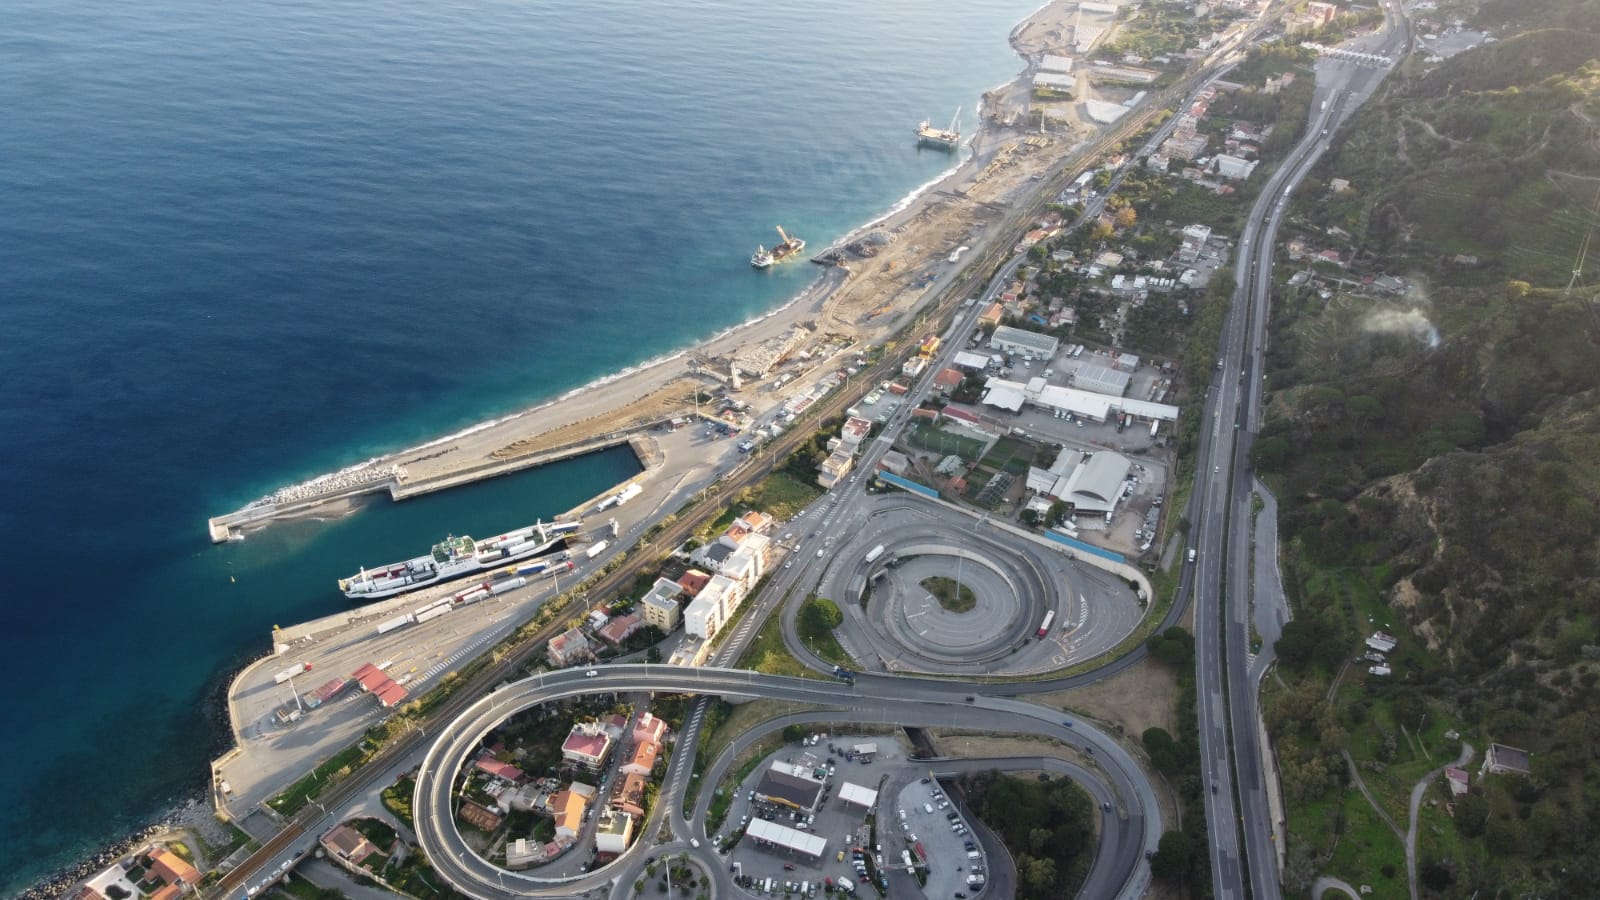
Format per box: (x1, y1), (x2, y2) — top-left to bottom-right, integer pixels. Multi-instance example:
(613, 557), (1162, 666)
(410, 666), (1158, 900)
(1198, 4), (1412, 900)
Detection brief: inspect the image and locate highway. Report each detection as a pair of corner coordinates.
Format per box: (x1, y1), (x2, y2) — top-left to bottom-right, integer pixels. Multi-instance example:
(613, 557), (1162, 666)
(410, 665), (1159, 900)
(1195, 4), (1412, 900)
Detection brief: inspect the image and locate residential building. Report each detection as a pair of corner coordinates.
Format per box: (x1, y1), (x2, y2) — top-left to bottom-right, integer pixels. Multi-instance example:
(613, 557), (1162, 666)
(505, 837), (553, 870)
(322, 824), (379, 865)
(548, 785), (591, 840)
(989, 325), (1060, 359)
(612, 771), (648, 817)
(640, 578), (683, 632)
(633, 711), (669, 746)
(933, 367), (965, 394)
(817, 447), (855, 489)
(594, 810), (635, 856)
(977, 302), (1004, 326)
(1178, 224), (1212, 263)
(677, 569), (712, 597)
(148, 849), (201, 887)
(547, 627), (592, 667)
(475, 757), (526, 784)
(621, 739), (660, 777)
(684, 574), (746, 640)
(597, 612), (643, 646)
(561, 722), (614, 772)
(1445, 767), (1469, 797)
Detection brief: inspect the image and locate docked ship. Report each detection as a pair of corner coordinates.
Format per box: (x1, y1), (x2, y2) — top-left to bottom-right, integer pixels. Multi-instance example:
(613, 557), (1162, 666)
(916, 107), (961, 151)
(751, 226), (805, 268)
(339, 518), (582, 601)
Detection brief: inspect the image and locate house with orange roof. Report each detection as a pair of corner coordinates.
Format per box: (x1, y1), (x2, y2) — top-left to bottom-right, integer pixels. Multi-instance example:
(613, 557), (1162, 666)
(322, 823), (379, 865)
(611, 771), (648, 817)
(620, 740), (660, 777)
(548, 786), (591, 840)
(149, 849), (200, 887)
(677, 569), (712, 597)
(978, 302), (1003, 326)
(147, 886), (181, 900)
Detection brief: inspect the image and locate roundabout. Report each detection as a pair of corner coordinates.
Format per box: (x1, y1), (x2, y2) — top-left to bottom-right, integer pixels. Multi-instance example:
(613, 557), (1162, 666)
(810, 495), (1145, 676)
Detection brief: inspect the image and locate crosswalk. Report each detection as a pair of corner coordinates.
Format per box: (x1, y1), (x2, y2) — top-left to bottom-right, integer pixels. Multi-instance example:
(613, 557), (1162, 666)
(410, 627), (501, 687)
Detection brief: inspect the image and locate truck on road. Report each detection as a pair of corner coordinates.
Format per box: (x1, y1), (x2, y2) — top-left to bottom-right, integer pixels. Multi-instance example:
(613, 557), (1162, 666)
(864, 544), (885, 563)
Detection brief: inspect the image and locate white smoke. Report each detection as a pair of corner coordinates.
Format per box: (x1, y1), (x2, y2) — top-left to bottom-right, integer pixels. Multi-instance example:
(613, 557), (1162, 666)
(1362, 308), (1440, 349)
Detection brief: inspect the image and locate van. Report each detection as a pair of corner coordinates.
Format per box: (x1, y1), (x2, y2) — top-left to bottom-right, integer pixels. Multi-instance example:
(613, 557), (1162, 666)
(967, 850), (982, 860)
(1187, 548), (1197, 563)
(923, 803), (934, 815)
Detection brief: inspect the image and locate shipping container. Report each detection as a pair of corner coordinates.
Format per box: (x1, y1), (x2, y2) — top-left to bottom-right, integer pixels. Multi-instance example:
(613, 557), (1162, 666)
(375, 614), (414, 635)
(490, 576), (527, 596)
(585, 540), (609, 559)
(413, 604), (451, 624)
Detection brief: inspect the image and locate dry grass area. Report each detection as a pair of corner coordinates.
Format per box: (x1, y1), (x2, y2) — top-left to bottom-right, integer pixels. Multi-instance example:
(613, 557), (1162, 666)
(1027, 656), (1181, 739)
(929, 731), (1079, 762)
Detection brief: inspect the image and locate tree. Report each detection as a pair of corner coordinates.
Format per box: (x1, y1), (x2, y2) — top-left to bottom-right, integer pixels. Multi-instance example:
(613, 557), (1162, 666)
(1150, 829), (1194, 880)
(782, 724), (807, 743)
(1115, 206), (1138, 229)
(1020, 508), (1041, 526)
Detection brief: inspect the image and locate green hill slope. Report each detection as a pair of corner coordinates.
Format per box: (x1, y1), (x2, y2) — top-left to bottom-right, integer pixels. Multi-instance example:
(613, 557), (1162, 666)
(1298, 28), (1600, 286)
(1259, 4), (1600, 896)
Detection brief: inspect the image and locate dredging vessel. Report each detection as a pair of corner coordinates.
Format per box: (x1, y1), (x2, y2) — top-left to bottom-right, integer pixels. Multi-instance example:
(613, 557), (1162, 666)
(751, 226), (805, 268)
(916, 107), (962, 151)
(339, 519), (582, 601)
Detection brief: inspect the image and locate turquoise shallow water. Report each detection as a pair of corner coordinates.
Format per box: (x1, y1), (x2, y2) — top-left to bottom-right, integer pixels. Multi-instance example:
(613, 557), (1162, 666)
(0, 0), (1035, 889)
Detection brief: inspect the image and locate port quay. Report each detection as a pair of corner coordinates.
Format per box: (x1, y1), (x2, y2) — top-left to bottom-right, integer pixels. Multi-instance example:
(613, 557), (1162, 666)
(206, 431), (659, 543)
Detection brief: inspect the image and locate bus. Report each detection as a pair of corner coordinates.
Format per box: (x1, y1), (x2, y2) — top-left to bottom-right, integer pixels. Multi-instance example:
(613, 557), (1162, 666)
(1037, 610), (1056, 638)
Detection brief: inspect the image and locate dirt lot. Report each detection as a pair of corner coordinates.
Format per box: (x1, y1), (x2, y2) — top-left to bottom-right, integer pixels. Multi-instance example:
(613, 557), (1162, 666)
(1028, 656), (1180, 739)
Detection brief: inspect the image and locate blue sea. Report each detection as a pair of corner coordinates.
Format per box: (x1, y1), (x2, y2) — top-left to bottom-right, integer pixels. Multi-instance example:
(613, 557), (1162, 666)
(0, 0), (1036, 890)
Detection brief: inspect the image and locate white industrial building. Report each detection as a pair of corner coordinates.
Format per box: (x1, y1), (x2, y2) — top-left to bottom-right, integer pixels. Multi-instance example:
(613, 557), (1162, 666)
(989, 325), (1060, 359)
(838, 782), (879, 809)
(745, 818), (828, 860)
(1071, 363), (1131, 396)
(1039, 54), (1074, 73)
(952, 350), (992, 371)
(1034, 72), (1076, 92)
(1213, 154), (1259, 180)
(1059, 451), (1133, 514)
(979, 376), (1179, 423)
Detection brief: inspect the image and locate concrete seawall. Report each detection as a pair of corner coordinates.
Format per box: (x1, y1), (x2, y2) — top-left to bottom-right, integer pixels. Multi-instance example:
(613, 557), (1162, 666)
(207, 432), (653, 543)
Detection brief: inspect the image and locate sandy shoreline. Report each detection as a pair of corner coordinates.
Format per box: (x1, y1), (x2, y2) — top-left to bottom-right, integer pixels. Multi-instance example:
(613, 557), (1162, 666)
(225, 0), (1104, 523)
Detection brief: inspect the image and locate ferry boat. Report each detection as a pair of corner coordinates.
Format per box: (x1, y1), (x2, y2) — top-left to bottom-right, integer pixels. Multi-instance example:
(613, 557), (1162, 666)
(339, 519), (582, 601)
(752, 226), (805, 268)
(917, 107), (961, 151)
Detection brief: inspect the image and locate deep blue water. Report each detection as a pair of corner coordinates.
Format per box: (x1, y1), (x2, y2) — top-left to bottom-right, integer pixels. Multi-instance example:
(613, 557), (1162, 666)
(0, 0), (1035, 890)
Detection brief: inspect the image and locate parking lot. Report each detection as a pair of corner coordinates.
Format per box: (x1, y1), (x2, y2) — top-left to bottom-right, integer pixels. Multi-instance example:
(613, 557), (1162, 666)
(720, 734), (911, 896)
(886, 777), (986, 899)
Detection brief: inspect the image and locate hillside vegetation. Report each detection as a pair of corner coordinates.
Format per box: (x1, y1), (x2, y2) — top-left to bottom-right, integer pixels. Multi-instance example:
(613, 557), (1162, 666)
(1296, 27), (1600, 286)
(1258, 4), (1600, 896)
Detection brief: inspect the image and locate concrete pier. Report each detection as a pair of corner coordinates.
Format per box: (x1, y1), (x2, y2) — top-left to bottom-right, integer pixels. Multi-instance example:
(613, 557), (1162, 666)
(207, 432), (653, 543)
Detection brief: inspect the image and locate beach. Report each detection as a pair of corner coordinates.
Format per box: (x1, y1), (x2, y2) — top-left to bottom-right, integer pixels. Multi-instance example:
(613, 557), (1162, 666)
(222, 0), (1111, 533)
